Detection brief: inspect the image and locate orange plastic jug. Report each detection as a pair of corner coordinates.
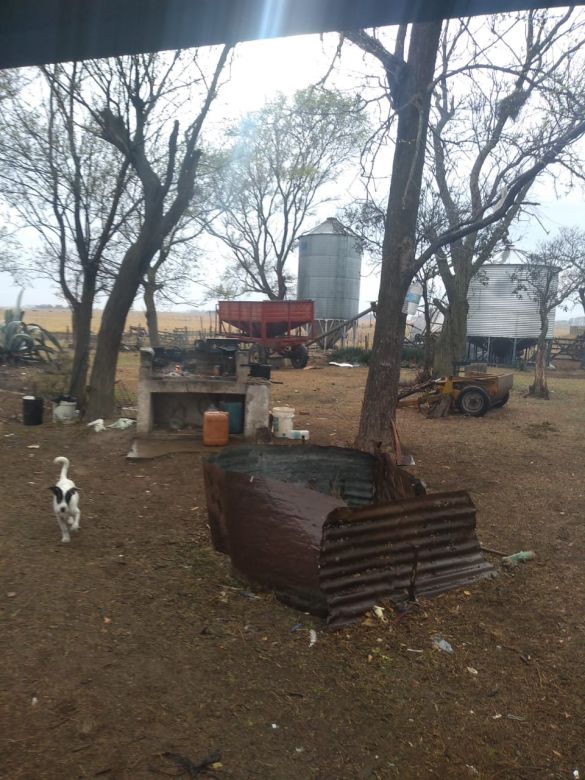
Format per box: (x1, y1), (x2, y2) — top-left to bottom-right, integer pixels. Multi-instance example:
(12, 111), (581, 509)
(203, 410), (229, 446)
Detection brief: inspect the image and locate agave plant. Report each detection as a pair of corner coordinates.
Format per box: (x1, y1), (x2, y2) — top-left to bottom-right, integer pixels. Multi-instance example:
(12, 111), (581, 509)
(0, 290), (62, 364)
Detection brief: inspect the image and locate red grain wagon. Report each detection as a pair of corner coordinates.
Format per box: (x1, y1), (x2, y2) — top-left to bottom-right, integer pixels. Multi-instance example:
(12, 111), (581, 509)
(217, 300), (314, 368)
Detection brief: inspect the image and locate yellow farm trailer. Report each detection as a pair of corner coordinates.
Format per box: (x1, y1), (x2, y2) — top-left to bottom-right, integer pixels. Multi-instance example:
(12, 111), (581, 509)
(398, 372), (513, 418)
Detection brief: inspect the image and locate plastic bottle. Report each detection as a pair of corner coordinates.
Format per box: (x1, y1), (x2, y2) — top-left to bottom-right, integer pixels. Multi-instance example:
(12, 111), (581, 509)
(502, 550), (536, 567)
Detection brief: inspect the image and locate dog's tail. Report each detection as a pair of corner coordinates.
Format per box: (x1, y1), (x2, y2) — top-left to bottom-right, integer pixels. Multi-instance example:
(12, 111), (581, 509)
(54, 456), (70, 480)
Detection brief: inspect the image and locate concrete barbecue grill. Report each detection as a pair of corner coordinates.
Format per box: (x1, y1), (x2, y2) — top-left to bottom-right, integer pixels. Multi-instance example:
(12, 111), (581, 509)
(135, 341), (271, 441)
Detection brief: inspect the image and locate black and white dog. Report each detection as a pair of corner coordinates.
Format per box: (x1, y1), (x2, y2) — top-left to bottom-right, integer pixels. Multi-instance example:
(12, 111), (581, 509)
(49, 456), (81, 543)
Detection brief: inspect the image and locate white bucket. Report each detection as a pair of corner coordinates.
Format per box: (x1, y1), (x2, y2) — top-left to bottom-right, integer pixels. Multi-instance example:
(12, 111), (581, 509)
(53, 400), (78, 425)
(272, 406), (295, 438)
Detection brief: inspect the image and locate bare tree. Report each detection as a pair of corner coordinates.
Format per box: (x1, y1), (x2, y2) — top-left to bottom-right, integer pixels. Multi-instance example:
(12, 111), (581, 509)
(571, 231), (585, 322)
(0, 65), (135, 403)
(140, 225), (203, 347)
(345, 12), (585, 448)
(141, 237), (181, 348)
(60, 47), (232, 418)
(579, 289), (585, 318)
(208, 88), (367, 300)
(136, 169), (221, 347)
(428, 11), (585, 374)
(0, 70), (22, 102)
(344, 23), (443, 449)
(513, 227), (585, 398)
(341, 186), (444, 379)
(0, 225), (19, 278)
(415, 260), (442, 379)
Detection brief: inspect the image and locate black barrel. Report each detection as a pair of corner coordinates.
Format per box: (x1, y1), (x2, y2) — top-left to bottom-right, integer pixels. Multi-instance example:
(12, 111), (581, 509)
(22, 395), (44, 425)
(249, 363), (271, 380)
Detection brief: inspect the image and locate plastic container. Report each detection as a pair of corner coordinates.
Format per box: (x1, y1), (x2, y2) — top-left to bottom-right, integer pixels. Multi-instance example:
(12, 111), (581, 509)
(203, 410), (229, 446)
(272, 406), (295, 438)
(286, 429), (309, 440)
(219, 401), (244, 434)
(502, 550), (536, 567)
(22, 395), (44, 426)
(53, 400), (78, 424)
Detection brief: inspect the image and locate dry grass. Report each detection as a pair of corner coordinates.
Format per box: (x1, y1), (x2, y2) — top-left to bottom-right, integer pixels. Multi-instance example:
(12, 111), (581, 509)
(1, 306), (379, 343)
(1, 307), (218, 335)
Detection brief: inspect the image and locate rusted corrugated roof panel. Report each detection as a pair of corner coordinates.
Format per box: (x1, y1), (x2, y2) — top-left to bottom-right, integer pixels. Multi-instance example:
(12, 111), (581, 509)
(320, 491), (496, 629)
(204, 467), (343, 613)
(203, 446), (494, 628)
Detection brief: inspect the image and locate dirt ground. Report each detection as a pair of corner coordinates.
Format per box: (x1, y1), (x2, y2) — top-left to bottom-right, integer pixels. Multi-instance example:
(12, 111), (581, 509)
(1, 357), (585, 779)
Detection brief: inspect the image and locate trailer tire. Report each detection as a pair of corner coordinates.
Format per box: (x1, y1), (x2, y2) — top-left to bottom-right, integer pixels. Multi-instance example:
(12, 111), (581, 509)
(249, 344), (267, 364)
(457, 385), (490, 417)
(290, 345), (309, 369)
(492, 390), (510, 409)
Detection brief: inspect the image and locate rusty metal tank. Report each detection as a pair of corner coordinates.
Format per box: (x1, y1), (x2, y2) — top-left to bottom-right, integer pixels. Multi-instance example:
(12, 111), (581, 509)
(203, 445), (495, 627)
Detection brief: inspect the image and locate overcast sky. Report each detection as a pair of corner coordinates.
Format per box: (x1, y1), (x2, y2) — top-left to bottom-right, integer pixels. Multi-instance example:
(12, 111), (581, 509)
(1, 26), (583, 316)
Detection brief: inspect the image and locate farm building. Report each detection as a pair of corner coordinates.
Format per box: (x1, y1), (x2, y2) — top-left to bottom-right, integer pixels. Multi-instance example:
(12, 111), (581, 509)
(466, 262), (558, 365)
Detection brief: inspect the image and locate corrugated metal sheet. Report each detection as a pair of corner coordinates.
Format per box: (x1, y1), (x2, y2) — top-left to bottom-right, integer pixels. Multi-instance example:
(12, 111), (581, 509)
(320, 491), (496, 629)
(204, 467), (341, 613)
(467, 264), (557, 339)
(203, 446), (494, 628)
(297, 219), (362, 321)
(203, 445), (417, 614)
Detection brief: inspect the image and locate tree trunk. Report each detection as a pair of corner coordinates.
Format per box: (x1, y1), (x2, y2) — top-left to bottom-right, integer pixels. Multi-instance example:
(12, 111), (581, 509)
(68, 303), (92, 406)
(70, 303), (80, 348)
(419, 281), (434, 380)
(68, 274), (96, 406)
(433, 291), (469, 376)
(87, 239), (157, 419)
(143, 280), (160, 348)
(356, 21), (442, 451)
(529, 320), (550, 399)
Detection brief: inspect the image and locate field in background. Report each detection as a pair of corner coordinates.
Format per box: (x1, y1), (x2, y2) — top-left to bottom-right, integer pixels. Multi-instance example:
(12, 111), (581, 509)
(1, 306), (379, 349)
(2, 307), (218, 335)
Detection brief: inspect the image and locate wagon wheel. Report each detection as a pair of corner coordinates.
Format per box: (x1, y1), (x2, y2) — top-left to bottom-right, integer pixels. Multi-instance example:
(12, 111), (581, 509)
(289, 344), (309, 369)
(249, 343), (267, 364)
(457, 385), (490, 417)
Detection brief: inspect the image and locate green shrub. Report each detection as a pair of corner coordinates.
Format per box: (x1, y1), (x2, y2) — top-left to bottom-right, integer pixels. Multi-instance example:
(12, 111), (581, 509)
(329, 346), (371, 364)
(402, 344), (425, 364)
(330, 344), (425, 365)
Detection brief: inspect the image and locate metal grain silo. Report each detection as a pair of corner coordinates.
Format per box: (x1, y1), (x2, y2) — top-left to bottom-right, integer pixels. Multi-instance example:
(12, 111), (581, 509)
(297, 218), (362, 331)
(467, 262), (558, 364)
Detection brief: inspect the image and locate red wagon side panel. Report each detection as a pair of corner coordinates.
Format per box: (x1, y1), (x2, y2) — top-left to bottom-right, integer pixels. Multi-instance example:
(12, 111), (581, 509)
(218, 300), (314, 339)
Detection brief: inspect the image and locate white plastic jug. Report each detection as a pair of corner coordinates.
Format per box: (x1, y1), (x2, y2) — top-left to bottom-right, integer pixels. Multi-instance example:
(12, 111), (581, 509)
(53, 400), (78, 425)
(272, 406), (295, 438)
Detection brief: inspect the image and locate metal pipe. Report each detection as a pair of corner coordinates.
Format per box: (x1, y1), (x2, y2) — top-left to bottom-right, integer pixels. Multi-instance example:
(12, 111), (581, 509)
(304, 303), (377, 348)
